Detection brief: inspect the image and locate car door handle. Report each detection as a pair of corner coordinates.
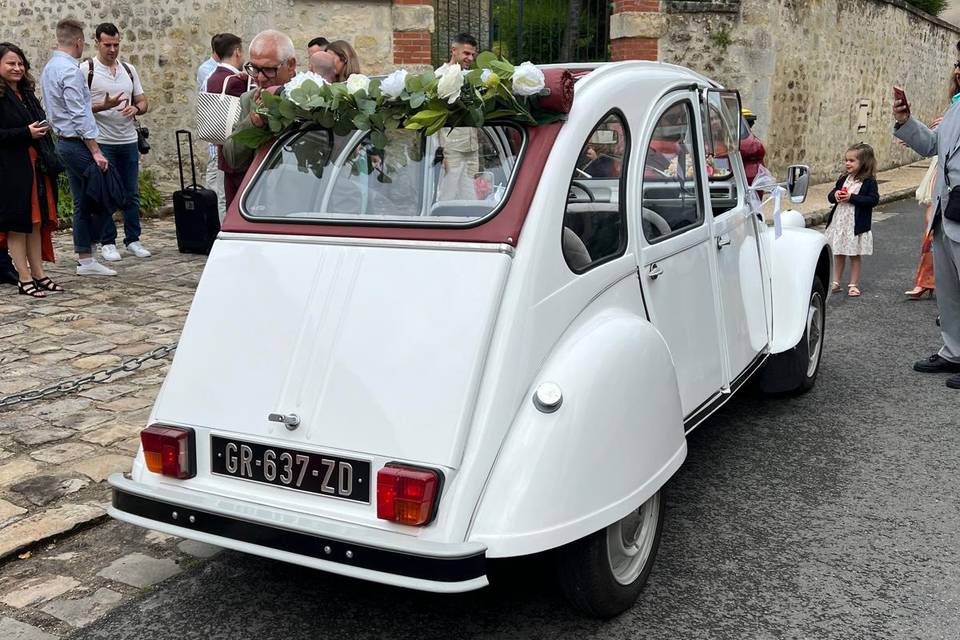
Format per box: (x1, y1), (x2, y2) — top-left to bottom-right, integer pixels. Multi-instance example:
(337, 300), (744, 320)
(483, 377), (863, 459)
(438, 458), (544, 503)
(647, 263), (663, 280)
(716, 235), (731, 249)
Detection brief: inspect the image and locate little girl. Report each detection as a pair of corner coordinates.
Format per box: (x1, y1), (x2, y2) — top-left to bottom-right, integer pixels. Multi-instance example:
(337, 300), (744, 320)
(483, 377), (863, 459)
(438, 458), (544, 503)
(825, 143), (880, 297)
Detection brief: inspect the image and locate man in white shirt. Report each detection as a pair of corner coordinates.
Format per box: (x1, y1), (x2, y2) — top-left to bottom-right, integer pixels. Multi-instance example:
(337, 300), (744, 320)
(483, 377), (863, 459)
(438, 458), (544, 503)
(87, 22), (151, 261)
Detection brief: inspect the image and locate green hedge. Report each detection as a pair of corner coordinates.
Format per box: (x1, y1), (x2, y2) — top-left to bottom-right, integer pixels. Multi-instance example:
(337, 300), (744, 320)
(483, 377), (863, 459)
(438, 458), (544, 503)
(56, 169), (164, 227)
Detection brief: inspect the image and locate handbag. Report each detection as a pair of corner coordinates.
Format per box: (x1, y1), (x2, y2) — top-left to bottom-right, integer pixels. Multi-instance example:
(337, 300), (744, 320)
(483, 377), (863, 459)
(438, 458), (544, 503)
(196, 74), (251, 145)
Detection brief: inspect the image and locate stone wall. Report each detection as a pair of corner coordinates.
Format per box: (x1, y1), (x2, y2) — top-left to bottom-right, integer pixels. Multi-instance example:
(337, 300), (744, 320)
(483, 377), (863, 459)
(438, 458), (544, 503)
(0, 0), (418, 192)
(659, 0), (960, 181)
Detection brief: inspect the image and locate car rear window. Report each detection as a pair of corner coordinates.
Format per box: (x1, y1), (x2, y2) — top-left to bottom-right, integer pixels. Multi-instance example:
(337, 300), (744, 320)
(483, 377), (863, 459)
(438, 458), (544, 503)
(241, 125), (525, 225)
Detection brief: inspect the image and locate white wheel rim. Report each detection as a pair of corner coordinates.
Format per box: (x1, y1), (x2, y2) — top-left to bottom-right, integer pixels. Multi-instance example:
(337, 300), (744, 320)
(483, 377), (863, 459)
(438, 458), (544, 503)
(606, 492), (661, 586)
(806, 290), (824, 378)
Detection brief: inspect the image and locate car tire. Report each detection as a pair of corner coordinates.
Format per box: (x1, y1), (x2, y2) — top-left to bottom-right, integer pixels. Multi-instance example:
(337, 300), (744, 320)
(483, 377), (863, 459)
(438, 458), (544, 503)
(758, 277), (826, 394)
(556, 490), (664, 618)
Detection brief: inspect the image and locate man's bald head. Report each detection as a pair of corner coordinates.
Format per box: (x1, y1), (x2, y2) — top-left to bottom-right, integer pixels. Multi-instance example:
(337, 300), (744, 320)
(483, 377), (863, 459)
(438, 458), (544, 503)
(309, 50), (337, 83)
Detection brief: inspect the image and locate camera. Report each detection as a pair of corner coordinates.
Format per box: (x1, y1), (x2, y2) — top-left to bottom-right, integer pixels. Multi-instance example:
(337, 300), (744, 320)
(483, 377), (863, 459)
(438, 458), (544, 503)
(137, 126), (150, 155)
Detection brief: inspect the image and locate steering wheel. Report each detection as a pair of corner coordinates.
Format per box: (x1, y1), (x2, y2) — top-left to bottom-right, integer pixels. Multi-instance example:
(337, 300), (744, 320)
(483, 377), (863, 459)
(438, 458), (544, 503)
(568, 181), (595, 203)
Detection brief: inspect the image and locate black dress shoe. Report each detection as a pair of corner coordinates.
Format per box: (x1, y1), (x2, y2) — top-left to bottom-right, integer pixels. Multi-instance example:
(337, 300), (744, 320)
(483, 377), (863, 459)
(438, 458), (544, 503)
(0, 269), (18, 286)
(914, 354), (960, 373)
(948, 374), (960, 389)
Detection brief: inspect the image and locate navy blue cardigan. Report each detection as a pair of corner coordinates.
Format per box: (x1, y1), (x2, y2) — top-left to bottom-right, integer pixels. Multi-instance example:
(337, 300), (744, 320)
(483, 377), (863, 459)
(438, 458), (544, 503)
(827, 175), (879, 235)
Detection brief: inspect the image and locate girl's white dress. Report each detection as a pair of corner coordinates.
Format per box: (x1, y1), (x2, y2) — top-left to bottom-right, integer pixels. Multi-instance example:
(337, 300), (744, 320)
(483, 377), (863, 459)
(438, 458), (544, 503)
(824, 176), (873, 256)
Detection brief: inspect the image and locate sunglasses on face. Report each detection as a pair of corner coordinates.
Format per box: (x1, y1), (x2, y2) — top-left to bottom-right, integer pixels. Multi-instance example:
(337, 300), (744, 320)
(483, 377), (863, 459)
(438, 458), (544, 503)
(243, 62), (280, 79)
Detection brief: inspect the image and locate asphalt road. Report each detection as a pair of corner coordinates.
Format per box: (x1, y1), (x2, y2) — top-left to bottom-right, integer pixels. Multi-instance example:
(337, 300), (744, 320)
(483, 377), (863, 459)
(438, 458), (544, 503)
(71, 201), (960, 640)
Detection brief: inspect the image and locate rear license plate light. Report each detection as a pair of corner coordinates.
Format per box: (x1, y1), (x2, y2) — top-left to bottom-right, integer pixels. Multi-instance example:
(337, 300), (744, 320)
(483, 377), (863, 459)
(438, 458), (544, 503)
(141, 425), (196, 479)
(376, 464), (441, 526)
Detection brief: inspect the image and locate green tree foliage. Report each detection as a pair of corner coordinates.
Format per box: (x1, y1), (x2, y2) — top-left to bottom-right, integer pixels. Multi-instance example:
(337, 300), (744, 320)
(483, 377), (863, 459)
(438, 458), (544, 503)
(491, 0), (606, 63)
(906, 0), (947, 15)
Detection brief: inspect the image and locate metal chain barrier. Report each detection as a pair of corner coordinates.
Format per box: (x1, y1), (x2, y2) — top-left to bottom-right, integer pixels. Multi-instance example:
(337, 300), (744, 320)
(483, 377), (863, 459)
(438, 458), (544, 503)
(0, 342), (178, 410)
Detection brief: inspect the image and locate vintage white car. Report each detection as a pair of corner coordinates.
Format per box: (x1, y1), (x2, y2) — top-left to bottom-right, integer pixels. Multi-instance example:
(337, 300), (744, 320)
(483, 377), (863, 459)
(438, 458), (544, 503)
(109, 61), (830, 617)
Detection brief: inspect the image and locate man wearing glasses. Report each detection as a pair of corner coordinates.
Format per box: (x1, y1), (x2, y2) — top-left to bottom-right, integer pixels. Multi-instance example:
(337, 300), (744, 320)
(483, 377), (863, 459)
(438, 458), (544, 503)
(221, 30), (297, 209)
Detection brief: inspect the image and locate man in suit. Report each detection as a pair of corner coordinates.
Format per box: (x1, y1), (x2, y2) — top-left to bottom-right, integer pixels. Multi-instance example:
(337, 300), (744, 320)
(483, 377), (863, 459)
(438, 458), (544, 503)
(894, 79), (960, 390)
(222, 30), (297, 209)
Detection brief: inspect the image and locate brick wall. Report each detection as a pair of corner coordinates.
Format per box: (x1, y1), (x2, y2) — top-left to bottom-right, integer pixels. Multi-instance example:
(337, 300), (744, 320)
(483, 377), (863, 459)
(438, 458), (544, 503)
(392, 0), (434, 66)
(610, 0), (662, 62)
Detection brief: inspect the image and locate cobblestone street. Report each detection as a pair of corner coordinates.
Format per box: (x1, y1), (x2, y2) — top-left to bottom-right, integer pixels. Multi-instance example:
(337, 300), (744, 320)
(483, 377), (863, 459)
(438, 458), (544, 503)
(0, 218), (220, 639)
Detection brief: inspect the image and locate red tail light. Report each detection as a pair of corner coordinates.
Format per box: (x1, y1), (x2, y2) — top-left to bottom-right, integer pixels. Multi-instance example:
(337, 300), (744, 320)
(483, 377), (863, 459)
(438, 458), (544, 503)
(377, 464), (441, 526)
(140, 425), (196, 479)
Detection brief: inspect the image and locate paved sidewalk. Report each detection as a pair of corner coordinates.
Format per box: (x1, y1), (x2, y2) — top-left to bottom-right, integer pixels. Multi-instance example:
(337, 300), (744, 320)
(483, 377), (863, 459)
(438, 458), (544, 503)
(0, 220), (214, 638)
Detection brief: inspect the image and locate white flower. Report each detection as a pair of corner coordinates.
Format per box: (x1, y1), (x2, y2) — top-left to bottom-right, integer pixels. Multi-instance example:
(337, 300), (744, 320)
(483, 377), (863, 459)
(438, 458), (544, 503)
(480, 68), (499, 88)
(380, 69), (408, 99)
(284, 71), (326, 106)
(512, 61), (545, 97)
(346, 73), (371, 95)
(434, 63), (463, 104)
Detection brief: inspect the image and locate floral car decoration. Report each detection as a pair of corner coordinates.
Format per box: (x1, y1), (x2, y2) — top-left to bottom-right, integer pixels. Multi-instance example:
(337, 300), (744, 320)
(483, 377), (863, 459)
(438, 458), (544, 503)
(232, 53), (572, 151)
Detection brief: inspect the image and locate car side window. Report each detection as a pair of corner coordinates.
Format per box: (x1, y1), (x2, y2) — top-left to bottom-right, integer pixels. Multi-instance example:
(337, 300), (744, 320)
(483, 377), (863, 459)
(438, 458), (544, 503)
(641, 102), (703, 243)
(701, 101), (741, 215)
(563, 112), (629, 272)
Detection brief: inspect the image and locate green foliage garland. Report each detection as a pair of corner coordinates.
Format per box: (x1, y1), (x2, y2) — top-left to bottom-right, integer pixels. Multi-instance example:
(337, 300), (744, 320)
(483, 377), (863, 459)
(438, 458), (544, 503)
(233, 53), (561, 150)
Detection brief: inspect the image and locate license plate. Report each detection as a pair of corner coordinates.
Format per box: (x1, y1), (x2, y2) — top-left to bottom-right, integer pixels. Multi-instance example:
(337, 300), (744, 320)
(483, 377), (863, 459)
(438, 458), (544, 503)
(210, 436), (370, 503)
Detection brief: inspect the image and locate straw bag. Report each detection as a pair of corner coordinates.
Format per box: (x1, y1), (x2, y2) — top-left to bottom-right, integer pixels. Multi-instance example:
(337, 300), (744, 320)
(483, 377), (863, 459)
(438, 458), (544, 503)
(196, 75), (251, 144)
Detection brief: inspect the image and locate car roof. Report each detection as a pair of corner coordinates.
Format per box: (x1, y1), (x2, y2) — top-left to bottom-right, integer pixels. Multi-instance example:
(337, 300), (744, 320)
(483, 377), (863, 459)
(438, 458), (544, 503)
(538, 60), (720, 91)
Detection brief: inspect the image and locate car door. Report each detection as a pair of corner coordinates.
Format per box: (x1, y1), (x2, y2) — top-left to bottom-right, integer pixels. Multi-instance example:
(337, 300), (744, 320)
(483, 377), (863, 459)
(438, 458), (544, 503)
(636, 92), (725, 422)
(699, 89), (769, 385)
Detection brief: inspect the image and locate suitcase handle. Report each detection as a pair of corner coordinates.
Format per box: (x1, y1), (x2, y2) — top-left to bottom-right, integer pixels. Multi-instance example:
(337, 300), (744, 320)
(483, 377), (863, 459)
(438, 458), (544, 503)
(175, 129), (200, 191)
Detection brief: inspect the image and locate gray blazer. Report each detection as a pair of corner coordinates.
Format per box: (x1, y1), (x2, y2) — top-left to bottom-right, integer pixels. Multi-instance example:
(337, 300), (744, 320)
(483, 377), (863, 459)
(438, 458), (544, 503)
(894, 105), (960, 242)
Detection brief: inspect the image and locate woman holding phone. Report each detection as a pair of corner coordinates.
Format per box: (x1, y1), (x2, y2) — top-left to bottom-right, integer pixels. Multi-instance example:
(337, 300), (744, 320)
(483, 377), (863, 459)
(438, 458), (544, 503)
(0, 42), (63, 297)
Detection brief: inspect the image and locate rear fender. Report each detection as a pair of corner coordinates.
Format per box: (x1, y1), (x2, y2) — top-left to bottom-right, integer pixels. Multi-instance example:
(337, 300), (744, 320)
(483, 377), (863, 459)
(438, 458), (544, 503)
(468, 313), (687, 558)
(767, 227), (832, 353)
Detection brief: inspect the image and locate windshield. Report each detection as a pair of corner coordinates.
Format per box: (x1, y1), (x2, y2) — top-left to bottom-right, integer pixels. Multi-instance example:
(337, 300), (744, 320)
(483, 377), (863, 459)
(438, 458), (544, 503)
(242, 125), (525, 224)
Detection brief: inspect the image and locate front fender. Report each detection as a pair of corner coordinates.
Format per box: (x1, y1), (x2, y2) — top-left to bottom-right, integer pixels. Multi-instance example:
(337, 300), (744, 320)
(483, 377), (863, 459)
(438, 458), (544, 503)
(766, 226), (832, 353)
(468, 312), (686, 558)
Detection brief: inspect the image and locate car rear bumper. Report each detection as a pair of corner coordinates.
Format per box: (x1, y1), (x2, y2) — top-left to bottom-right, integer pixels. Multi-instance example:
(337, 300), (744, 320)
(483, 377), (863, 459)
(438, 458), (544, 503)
(108, 474), (488, 593)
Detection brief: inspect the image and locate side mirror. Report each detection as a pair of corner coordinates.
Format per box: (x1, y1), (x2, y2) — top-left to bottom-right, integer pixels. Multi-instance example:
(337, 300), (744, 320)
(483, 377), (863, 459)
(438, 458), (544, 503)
(786, 165), (810, 204)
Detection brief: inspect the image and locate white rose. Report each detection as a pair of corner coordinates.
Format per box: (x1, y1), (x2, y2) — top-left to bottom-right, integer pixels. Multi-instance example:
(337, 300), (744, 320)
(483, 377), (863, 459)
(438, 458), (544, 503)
(283, 71), (326, 106)
(380, 69), (408, 99)
(435, 63), (463, 104)
(346, 73), (371, 95)
(512, 61), (545, 97)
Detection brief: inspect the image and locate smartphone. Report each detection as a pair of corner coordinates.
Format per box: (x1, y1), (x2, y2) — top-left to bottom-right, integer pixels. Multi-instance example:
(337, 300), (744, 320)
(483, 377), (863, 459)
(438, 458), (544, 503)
(893, 86), (910, 116)
(37, 119), (49, 127)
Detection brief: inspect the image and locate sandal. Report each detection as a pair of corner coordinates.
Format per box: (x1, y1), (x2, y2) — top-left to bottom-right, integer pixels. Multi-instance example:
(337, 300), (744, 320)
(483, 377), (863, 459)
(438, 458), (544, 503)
(831, 281), (842, 293)
(33, 276), (65, 293)
(17, 280), (47, 298)
(847, 284), (861, 297)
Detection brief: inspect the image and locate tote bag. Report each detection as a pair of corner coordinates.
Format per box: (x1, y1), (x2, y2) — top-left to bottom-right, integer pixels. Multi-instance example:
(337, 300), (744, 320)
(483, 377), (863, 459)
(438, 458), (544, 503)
(196, 75), (251, 145)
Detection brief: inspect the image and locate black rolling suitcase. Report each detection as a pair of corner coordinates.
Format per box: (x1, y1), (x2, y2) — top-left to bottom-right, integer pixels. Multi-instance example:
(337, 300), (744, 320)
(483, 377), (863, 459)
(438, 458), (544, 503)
(172, 129), (220, 255)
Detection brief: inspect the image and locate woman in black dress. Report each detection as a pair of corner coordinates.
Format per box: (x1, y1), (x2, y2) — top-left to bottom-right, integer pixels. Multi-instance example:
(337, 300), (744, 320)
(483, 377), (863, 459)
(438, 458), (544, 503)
(0, 42), (63, 298)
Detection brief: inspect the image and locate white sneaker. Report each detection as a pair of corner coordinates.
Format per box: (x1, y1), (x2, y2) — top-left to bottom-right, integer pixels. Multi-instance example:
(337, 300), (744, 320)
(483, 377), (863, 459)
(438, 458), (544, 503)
(126, 241), (151, 258)
(100, 244), (122, 262)
(76, 260), (117, 276)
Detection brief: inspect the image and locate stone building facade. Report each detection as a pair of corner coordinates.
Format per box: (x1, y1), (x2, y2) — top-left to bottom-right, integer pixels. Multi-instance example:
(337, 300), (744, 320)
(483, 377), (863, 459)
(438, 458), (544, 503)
(0, 0), (434, 190)
(657, 0), (960, 181)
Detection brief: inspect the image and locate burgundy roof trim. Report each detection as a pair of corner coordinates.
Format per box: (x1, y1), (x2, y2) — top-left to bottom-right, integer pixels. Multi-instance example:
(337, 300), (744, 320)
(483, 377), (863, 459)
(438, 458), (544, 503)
(220, 123), (563, 246)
